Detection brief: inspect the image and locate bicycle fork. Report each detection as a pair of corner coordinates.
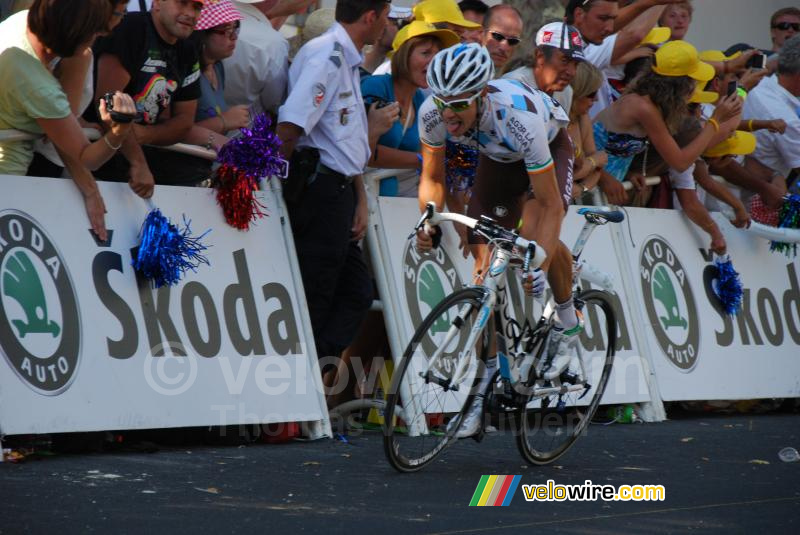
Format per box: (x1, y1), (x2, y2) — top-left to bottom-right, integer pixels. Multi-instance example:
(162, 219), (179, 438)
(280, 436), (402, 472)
(420, 290), (496, 391)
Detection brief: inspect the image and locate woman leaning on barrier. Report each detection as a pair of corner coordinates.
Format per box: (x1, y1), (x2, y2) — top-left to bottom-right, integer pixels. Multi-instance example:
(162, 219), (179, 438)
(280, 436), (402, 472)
(0, 0), (137, 242)
(360, 21), (459, 197)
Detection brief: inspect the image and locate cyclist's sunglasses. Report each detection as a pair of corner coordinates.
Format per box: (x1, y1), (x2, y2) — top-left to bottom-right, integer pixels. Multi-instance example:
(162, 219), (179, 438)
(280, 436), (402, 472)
(488, 30), (521, 46)
(773, 22), (800, 31)
(432, 92), (481, 113)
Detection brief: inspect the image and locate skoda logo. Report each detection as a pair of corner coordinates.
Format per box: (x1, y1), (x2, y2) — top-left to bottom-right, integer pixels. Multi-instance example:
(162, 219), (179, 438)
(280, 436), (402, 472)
(403, 242), (465, 361)
(639, 235), (699, 371)
(0, 211), (81, 394)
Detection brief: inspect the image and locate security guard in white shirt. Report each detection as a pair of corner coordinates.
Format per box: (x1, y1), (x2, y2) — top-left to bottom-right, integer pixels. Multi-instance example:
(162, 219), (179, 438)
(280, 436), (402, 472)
(277, 0), (396, 377)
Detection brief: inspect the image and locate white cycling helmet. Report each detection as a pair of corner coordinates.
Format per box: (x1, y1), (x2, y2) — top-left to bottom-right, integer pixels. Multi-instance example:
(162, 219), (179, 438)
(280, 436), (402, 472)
(426, 43), (495, 97)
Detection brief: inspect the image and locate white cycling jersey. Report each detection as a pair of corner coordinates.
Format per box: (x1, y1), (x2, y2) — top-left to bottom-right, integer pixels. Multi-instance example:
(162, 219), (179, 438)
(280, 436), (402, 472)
(418, 78), (569, 175)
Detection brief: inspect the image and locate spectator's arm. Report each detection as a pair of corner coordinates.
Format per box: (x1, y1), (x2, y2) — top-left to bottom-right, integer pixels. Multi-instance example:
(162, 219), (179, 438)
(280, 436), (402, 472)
(183, 124), (229, 153)
(55, 145), (108, 242)
(693, 160), (750, 228)
(56, 47), (93, 115)
(611, 3), (666, 64)
(94, 51), (152, 192)
(598, 169), (628, 205)
(612, 0), (679, 33)
(36, 114), (123, 172)
(266, 0), (315, 19)
(675, 188), (726, 254)
(370, 145), (421, 170)
(712, 157), (784, 208)
(276, 121), (303, 159)
(132, 99), (197, 146)
(636, 96), (735, 172)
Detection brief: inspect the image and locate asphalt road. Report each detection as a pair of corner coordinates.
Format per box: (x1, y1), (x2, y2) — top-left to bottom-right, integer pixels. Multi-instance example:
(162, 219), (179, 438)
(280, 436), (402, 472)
(1, 412), (799, 534)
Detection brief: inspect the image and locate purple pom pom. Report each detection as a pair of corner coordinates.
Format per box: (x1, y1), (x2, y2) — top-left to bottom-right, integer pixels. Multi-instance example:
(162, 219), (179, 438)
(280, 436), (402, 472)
(217, 113), (286, 181)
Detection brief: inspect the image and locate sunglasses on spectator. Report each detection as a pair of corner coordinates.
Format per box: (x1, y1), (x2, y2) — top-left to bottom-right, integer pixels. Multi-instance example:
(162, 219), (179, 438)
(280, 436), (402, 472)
(210, 21), (241, 39)
(432, 92), (481, 113)
(488, 31), (521, 46)
(773, 22), (800, 31)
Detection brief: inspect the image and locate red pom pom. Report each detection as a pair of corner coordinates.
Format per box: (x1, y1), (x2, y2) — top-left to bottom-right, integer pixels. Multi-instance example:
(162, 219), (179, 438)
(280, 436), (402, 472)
(749, 195), (779, 227)
(213, 164), (266, 230)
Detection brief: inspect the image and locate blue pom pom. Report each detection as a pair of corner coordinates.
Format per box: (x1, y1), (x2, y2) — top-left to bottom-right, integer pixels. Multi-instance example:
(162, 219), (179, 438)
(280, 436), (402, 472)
(133, 209), (210, 288)
(770, 194), (800, 257)
(713, 255), (743, 316)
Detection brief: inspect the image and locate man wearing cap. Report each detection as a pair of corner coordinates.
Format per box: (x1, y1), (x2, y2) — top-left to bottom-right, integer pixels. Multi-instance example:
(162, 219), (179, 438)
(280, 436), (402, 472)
(744, 34), (800, 197)
(89, 0), (205, 190)
(276, 0), (396, 389)
(413, 0), (481, 43)
(222, 1), (288, 115)
(504, 21), (585, 115)
(480, 4), (523, 73)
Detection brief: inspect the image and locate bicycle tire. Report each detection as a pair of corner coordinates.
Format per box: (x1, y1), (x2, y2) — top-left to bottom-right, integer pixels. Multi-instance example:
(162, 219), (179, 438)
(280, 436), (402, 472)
(383, 287), (490, 473)
(516, 289), (617, 465)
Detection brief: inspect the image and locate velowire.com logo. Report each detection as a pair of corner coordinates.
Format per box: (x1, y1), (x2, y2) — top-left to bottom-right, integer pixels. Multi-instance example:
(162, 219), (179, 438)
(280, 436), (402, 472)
(470, 475), (522, 506)
(0, 210), (81, 394)
(639, 235), (699, 371)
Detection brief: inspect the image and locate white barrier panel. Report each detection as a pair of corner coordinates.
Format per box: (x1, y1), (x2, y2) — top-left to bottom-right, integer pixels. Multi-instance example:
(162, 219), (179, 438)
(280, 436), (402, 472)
(377, 197), (653, 408)
(622, 207), (800, 401)
(0, 175), (330, 436)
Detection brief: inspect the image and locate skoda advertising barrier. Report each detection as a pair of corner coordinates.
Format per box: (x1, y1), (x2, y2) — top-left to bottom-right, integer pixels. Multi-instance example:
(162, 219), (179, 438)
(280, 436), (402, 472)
(0, 175), (329, 436)
(624, 207), (800, 401)
(378, 197), (652, 411)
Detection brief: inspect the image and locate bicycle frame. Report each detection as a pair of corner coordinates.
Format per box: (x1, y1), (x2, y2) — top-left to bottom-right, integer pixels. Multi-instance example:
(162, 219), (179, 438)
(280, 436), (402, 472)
(406, 206), (620, 436)
(412, 213), (610, 432)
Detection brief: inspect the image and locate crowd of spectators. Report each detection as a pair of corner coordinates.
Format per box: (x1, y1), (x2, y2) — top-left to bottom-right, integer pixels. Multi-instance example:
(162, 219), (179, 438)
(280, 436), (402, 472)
(1, 0), (799, 403)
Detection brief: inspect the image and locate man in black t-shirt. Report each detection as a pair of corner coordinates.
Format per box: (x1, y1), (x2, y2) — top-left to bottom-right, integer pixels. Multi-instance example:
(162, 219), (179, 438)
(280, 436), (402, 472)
(90, 0), (204, 192)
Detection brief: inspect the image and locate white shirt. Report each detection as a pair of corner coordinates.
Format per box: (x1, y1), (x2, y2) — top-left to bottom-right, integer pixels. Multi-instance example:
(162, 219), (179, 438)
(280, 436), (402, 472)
(583, 33), (617, 119)
(743, 74), (800, 178)
(502, 66), (573, 116)
(419, 78), (569, 174)
(372, 59), (391, 76)
(223, 2), (289, 114)
(279, 23), (370, 176)
(126, 0), (151, 12)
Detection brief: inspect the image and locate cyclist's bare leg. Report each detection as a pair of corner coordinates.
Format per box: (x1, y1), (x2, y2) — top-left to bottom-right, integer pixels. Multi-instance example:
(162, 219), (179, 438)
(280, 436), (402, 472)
(520, 199), (573, 303)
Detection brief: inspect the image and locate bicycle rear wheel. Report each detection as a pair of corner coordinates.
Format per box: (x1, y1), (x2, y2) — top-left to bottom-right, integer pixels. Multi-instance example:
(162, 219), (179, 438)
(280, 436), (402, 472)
(383, 287), (490, 472)
(516, 289), (616, 465)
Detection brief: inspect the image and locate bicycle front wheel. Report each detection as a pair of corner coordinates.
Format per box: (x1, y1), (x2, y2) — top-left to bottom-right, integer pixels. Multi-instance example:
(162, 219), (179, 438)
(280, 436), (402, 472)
(384, 287), (490, 472)
(516, 289), (616, 465)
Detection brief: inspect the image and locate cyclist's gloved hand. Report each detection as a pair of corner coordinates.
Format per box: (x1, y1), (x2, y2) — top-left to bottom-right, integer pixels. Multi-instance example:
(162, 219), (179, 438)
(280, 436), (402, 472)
(522, 268), (546, 298)
(416, 223), (441, 251)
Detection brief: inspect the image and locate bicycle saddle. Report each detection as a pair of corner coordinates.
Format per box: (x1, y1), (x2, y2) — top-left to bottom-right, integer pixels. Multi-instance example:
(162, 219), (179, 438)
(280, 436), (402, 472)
(577, 207), (625, 223)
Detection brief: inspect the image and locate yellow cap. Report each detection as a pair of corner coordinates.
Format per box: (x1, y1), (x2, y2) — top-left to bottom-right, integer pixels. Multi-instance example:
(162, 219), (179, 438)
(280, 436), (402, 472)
(704, 130), (757, 157)
(387, 21), (460, 58)
(699, 50), (743, 63)
(641, 27), (671, 46)
(412, 0), (481, 30)
(689, 84), (718, 104)
(653, 40), (715, 81)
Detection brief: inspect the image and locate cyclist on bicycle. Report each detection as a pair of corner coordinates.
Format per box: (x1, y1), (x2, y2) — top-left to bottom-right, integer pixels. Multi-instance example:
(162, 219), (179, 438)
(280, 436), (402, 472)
(416, 43), (582, 437)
